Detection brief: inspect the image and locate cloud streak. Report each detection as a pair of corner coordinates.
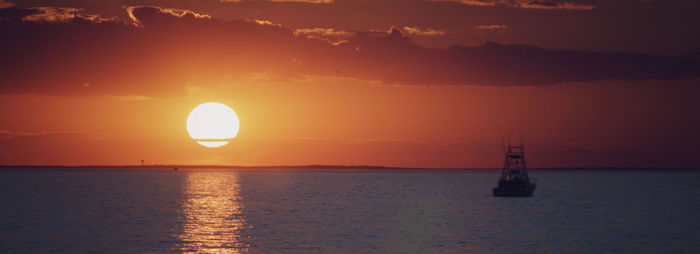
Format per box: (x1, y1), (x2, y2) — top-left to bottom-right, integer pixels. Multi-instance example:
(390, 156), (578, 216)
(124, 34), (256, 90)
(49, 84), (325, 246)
(220, 0), (334, 3)
(126, 6), (211, 24)
(475, 24), (507, 30)
(403, 26), (446, 36)
(268, 0), (334, 3)
(293, 27), (354, 45)
(294, 27), (355, 37)
(0, 130), (101, 139)
(429, 0), (595, 10)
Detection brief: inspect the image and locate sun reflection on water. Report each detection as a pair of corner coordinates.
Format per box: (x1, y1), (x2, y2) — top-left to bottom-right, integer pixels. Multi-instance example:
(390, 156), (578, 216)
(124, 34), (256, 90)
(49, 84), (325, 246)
(178, 171), (249, 253)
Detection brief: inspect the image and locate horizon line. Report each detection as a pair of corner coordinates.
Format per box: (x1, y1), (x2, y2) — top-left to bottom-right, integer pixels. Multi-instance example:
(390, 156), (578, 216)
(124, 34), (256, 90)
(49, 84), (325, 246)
(1, 164), (698, 171)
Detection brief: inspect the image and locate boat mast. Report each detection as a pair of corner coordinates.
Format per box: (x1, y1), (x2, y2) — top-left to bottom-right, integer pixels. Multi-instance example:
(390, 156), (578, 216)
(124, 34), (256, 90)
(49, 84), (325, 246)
(499, 128), (529, 182)
(518, 127), (528, 178)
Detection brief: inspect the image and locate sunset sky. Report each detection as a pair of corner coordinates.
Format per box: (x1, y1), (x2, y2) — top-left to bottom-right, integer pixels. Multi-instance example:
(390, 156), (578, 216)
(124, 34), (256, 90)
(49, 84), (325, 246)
(1, 0), (698, 168)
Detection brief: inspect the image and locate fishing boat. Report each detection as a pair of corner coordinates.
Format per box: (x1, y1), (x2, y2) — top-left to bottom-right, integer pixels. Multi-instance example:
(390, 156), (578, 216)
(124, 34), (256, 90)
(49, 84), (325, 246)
(493, 133), (537, 197)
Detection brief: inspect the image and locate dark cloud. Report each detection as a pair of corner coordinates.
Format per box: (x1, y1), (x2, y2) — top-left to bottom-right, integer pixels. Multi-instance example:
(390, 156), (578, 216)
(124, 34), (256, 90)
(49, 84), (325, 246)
(0, 6), (114, 22)
(514, 0), (595, 10)
(429, 0), (596, 10)
(0, 6), (697, 95)
(0, 7), (40, 20)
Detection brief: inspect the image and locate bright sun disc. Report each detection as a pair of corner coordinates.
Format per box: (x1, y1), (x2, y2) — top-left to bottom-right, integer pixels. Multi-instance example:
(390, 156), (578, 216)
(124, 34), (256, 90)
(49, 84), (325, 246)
(186, 102), (240, 148)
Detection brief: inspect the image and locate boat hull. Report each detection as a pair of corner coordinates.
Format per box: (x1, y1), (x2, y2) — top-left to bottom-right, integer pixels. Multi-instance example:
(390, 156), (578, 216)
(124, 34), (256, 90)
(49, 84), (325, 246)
(492, 182), (536, 197)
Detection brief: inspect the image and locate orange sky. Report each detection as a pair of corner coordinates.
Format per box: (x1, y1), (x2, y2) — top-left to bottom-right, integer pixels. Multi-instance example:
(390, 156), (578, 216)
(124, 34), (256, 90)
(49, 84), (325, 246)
(1, 2), (699, 168)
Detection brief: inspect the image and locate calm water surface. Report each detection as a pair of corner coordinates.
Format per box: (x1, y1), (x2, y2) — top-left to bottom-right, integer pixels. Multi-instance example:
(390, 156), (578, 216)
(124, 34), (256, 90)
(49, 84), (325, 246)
(0, 168), (698, 253)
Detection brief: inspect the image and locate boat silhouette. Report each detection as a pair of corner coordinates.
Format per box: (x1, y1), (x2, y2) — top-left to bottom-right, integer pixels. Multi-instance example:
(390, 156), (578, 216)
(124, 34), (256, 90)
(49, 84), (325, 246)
(493, 130), (537, 197)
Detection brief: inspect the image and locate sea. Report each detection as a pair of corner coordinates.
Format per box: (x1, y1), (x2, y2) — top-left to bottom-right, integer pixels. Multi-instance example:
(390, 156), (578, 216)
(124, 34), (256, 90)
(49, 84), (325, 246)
(0, 168), (698, 253)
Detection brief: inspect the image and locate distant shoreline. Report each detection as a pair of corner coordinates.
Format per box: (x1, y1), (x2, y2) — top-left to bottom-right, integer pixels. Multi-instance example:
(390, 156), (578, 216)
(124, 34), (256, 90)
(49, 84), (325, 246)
(0, 165), (698, 171)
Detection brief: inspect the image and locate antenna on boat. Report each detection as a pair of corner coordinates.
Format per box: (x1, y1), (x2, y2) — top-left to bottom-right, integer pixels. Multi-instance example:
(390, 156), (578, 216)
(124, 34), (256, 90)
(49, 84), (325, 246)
(506, 125), (512, 148)
(518, 127), (524, 147)
(498, 125), (506, 155)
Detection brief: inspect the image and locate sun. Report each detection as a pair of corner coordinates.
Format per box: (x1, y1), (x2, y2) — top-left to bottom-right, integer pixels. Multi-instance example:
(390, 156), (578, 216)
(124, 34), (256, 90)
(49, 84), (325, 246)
(186, 102), (240, 148)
